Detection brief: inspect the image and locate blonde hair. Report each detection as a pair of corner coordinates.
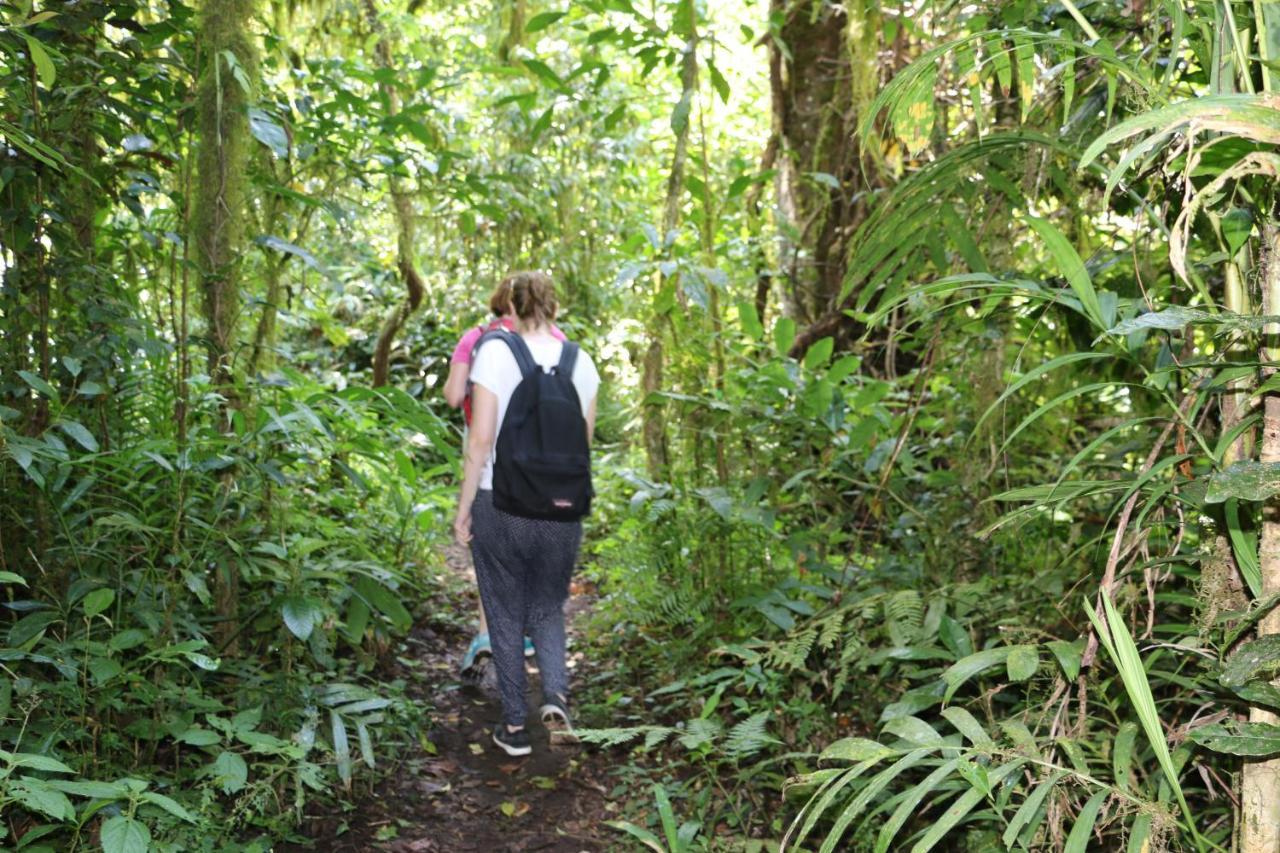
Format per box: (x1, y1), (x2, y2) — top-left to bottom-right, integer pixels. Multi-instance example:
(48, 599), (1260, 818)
(503, 270), (557, 327)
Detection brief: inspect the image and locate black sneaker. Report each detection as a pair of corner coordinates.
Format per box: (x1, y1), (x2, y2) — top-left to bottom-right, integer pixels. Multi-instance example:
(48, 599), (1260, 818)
(539, 695), (577, 744)
(492, 724), (531, 757)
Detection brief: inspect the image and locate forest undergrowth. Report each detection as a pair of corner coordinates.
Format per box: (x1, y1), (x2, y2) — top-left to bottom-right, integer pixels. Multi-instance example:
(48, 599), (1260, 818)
(10, 0), (1280, 849)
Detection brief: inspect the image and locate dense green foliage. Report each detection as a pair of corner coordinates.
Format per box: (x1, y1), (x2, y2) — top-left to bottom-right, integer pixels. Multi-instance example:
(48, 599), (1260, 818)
(8, 0), (1280, 849)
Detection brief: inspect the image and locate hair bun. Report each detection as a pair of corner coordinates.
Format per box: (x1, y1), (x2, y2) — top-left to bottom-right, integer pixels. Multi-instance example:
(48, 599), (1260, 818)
(504, 271), (557, 326)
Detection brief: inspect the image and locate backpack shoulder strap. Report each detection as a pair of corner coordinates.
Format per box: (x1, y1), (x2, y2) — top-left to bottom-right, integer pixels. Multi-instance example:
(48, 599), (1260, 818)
(477, 329), (538, 380)
(556, 341), (579, 378)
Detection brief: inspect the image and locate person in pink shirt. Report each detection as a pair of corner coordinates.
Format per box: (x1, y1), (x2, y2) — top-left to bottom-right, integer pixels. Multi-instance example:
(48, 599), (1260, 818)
(445, 277), (565, 675)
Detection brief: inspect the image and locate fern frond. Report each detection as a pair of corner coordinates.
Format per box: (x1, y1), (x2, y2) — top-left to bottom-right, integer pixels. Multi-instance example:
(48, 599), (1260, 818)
(724, 712), (780, 759)
(768, 626), (817, 672)
(817, 611), (845, 651)
(677, 717), (721, 751)
(886, 589), (924, 646)
(574, 725), (676, 749)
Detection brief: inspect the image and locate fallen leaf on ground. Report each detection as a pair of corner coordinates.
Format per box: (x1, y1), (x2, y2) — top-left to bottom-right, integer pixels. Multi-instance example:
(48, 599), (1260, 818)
(499, 800), (531, 818)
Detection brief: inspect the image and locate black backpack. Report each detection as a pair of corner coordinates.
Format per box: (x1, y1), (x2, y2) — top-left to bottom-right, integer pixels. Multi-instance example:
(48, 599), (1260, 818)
(475, 330), (592, 521)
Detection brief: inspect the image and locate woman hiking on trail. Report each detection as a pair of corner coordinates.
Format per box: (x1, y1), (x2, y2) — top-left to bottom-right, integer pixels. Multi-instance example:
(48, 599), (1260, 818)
(453, 270), (598, 756)
(443, 278), (565, 676)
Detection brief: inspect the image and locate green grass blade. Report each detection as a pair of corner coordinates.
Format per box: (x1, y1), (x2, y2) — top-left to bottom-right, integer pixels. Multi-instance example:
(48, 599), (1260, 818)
(1063, 789), (1109, 853)
(1085, 594), (1200, 845)
(909, 759), (1027, 852)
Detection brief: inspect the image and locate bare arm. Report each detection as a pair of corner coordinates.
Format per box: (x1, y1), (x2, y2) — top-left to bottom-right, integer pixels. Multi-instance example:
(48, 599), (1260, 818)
(454, 384), (497, 544)
(586, 395), (597, 446)
(443, 362), (470, 409)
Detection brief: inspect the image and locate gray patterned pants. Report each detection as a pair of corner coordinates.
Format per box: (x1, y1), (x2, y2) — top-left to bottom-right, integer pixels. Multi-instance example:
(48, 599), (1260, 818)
(470, 489), (581, 727)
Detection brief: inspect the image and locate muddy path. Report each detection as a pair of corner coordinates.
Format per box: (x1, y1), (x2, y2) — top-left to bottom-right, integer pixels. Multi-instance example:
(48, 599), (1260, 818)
(291, 543), (618, 852)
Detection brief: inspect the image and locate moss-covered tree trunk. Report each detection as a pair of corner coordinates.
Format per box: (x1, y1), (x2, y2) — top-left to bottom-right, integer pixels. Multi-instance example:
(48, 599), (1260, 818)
(641, 9), (697, 482)
(769, 0), (881, 353)
(366, 0), (426, 388)
(193, 0), (256, 404)
(192, 0), (257, 651)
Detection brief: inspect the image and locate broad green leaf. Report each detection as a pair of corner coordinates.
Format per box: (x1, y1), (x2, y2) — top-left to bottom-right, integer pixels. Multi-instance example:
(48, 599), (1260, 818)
(819, 737), (896, 763)
(1188, 720), (1280, 756)
(9, 611), (59, 647)
(1222, 207), (1254, 256)
(254, 235), (321, 271)
(1220, 635), (1280, 688)
(941, 647), (1017, 702)
(1047, 639), (1083, 680)
(176, 726), (221, 746)
(1055, 737), (1089, 774)
(525, 10), (566, 32)
(604, 820), (664, 852)
(774, 317), (796, 356)
(210, 750), (247, 794)
(1006, 645), (1039, 682)
(282, 596), (321, 641)
(1025, 214), (1102, 330)
(40, 778), (127, 799)
(803, 337), (834, 370)
(1226, 499), (1263, 598)
(881, 716), (942, 746)
(140, 790), (196, 822)
(1080, 94), (1280, 170)
(1113, 721), (1139, 791)
(909, 759), (1026, 852)
(1128, 813), (1153, 853)
(353, 577), (412, 632)
(736, 300), (763, 340)
(523, 58), (567, 92)
(707, 58), (730, 103)
(1063, 789), (1108, 853)
(0, 572), (28, 585)
(81, 588), (114, 618)
(1002, 770), (1066, 848)
(332, 710), (352, 787)
(57, 420), (97, 452)
(10, 778), (74, 821)
(891, 65), (935, 155)
(100, 816), (150, 853)
(1207, 461), (1280, 503)
(940, 706), (994, 748)
(7, 752), (73, 773)
(1232, 681), (1280, 709)
(22, 35), (55, 88)
(248, 108), (288, 157)
(18, 369), (58, 401)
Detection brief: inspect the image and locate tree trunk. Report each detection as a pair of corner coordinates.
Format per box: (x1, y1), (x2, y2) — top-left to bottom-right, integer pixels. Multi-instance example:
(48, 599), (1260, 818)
(641, 12), (697, 482)
(497, 0), (527, 62)
(192, 0), (257, 652)
(193, 0), (257, 404)
(769, 0), (880, 328)
(1244, 225), (1280, 851)
(365, 0), (425, 388)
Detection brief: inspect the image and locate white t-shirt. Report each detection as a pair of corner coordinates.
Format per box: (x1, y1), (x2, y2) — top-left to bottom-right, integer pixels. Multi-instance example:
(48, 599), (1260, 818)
(469, 332), (600, 490)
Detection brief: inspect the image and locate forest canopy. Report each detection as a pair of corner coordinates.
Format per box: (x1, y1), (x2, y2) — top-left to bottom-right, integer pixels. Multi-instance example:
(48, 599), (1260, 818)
(4, 0), (1280, 849)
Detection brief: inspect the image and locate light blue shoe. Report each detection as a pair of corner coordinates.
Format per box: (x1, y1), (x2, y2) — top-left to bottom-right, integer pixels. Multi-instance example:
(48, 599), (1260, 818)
(461, 633), (491, 675)
(523, 636), (535, 658)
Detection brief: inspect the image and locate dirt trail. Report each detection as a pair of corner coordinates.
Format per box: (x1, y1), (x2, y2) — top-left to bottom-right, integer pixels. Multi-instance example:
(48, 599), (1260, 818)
(294, 543), (616, 852)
